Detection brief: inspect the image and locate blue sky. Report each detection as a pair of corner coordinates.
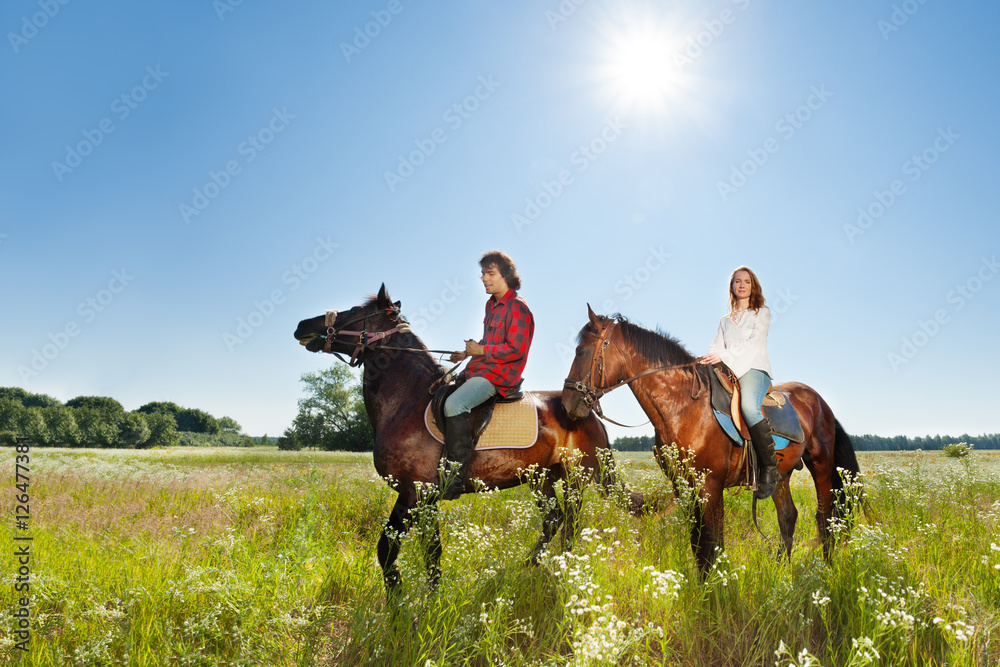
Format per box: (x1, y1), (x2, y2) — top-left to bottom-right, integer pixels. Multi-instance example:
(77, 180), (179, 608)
(2, 0), (997, 440)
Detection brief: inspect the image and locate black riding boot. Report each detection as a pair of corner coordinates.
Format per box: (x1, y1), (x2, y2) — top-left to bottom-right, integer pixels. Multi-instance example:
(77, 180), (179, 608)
(749, 419), (780, 499)
(440, 412), (474, 500)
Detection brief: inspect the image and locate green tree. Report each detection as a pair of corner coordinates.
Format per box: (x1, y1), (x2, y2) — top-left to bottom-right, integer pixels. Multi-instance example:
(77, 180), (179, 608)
(19, 407), (50, 446)
(137, 401), (182, 418)
(146, 412), (179, 447)
(287, 366), (373, 451)
(0, 397), (26, 436)
(218, 416), (242, 434)
(278, 427), (302, 451)
(42, 406), (81, 446)
(73, 407), (121, 448)
(176, 408), (220, 434)
(117, 412), (152, 448)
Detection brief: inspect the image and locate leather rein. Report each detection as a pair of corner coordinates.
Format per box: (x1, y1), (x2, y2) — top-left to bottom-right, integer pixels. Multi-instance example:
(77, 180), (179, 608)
(562, 317), (705, 427)
(303, 307), (461, 368)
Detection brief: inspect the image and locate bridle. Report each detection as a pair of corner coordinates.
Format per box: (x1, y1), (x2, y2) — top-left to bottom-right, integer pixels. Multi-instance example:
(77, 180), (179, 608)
(297, 307), (410, 367)
(562, 316), (705, 427)
(301, 306), (461, 368)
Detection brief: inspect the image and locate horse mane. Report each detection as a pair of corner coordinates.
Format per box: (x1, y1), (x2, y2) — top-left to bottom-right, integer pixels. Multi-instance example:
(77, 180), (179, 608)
(363, 296), (444, 378)
(581, 314), (697, 369)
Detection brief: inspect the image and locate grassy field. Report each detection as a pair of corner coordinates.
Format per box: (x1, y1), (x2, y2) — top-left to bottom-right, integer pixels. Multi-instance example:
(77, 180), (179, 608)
(3, 446), (999, 666)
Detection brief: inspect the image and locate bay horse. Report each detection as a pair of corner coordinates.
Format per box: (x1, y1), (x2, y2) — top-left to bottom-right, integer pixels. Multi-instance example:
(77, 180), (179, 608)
(561, 306), (862, 574)
(293, 286), (644, 596)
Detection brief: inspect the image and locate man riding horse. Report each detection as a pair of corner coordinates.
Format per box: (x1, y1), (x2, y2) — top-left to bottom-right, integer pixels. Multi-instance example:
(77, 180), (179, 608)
(439, 250), (534, 499)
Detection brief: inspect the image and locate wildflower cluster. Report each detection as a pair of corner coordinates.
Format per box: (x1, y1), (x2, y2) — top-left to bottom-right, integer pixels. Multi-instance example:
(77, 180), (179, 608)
(774, 639), (822, 667)
(847, 636), (880, 666)
(932, 614), (975, 643)
(641, 565), (684, 601)
(542, 527), (652, 665)
(979, 541), (1000, 572)
(706, 549), (744, 588)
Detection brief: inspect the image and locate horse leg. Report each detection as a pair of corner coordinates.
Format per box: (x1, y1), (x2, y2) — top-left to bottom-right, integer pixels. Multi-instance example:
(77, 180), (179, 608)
(772, 476), (797, 561)
(527, 466), (565, 563)
(805, 461), (837, 562)
(691, 476), (725, 576)
(377, 485), (417, 598)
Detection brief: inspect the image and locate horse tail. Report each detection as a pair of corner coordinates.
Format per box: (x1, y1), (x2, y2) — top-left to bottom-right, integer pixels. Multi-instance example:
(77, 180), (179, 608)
(832, 419), (865, 520)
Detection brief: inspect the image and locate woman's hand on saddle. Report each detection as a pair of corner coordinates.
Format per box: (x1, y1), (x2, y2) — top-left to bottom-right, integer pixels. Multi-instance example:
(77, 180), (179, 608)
(698, 353), (722, 365)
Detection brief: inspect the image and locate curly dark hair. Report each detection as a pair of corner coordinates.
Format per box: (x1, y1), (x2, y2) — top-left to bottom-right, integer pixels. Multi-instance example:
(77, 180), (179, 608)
(479, 250), (521, 291)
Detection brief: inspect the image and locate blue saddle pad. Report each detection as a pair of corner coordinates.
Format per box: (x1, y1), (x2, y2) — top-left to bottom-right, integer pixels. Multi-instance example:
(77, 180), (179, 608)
(713, 409), (790, 450)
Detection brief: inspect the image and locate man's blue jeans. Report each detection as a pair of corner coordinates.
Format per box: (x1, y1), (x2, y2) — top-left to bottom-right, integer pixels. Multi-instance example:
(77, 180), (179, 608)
(444, 376), (497, 417)
(738, 368), (771, 427)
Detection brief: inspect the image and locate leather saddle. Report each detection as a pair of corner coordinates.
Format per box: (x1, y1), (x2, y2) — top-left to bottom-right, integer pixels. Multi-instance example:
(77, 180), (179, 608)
(708, 364), (804, 443)
(430, 380), (525, 445)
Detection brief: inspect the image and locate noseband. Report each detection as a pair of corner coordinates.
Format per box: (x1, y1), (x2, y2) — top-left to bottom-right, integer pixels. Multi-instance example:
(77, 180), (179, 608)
(563, 317), (704, 425)
(563, 318), (620, 413)
(302, 307), (411, 367)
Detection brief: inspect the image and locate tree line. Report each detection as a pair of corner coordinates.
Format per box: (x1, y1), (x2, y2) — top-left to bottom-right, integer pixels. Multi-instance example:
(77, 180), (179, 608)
(611, 433), (1000, 452)
(6, 376), (991, 453)
(0, 387), (252, 448)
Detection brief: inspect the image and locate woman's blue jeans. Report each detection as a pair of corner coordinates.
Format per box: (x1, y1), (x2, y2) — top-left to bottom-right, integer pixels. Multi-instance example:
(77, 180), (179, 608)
(444, 376), (497, 417)
(738, 369), (771, 427)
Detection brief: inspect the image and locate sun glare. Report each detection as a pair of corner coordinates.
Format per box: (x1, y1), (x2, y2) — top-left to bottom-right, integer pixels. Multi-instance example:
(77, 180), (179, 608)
(594, 19), (690, 119)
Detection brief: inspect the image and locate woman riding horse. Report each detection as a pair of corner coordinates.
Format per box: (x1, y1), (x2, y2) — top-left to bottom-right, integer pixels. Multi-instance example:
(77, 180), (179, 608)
(698, 266), (779, 499)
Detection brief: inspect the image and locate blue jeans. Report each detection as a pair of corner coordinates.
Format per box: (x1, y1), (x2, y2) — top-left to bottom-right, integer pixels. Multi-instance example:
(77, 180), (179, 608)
(738, 369), (771, 427)
(444, 376), (497, 417)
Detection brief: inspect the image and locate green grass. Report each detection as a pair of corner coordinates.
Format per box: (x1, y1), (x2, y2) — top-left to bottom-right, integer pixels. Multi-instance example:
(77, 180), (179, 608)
(3, 447), (999, 665)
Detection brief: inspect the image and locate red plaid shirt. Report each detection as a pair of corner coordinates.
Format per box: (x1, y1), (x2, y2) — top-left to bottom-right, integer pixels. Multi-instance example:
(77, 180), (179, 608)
(463, 290), (534, 396)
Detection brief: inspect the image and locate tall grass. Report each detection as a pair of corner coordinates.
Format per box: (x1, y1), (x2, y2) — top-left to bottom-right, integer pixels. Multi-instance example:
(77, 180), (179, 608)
(2, 447), (999, 665)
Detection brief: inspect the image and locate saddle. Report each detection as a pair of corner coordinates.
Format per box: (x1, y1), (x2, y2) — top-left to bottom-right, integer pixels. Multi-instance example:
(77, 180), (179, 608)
(709, 364), (804, 444)
(425, 380), (538, 450)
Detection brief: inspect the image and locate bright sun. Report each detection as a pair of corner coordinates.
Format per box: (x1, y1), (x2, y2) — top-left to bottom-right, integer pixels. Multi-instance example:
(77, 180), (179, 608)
(595, 21), (689, 117)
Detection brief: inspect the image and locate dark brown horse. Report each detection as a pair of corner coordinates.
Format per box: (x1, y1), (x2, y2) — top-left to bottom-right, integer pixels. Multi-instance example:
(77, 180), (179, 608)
(561, 306), (861, 573)
(293, 286), (643, 596)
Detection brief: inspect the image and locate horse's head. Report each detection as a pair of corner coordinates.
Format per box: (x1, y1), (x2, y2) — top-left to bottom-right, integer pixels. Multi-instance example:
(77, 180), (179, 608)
(293, 284), (404, 363)
(561, 304), (622, 420)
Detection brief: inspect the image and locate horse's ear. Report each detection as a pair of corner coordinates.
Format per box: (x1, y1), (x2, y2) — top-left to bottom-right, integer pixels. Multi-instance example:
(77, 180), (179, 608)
(393, 300), (401, 309)
(587, 303), (602, 329)
(376, 284), (390, 306)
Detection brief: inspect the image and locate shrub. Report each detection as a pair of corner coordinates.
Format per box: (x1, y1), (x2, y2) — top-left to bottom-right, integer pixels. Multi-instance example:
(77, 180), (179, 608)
(942, 441), (973, 458)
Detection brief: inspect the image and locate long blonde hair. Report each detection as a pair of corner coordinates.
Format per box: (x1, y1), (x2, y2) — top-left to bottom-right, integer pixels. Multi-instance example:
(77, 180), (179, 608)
(728, 266), (766, 313)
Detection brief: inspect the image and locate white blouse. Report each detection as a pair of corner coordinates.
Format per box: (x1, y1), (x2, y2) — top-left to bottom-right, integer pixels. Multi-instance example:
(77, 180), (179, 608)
(707, 306), (772, 379)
